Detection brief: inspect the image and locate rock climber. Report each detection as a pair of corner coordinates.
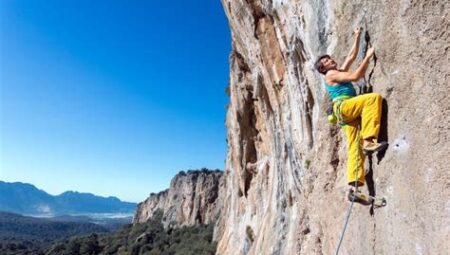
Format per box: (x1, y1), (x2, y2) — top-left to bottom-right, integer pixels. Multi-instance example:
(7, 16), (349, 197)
(314, 27), (388, 203)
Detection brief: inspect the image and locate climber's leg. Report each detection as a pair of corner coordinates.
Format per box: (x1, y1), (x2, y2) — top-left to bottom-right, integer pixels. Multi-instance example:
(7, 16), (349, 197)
(340, 93), (387, 154)
(359, 93), (382, 139)
(344, 120), (365, 187)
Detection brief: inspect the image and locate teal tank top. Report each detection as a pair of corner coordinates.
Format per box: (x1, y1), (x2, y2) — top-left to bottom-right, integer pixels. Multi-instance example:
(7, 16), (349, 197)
(324, 81), (356, 100)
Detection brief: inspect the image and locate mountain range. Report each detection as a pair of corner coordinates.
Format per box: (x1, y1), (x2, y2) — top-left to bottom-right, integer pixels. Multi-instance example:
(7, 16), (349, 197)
(0, 181), (137, 216)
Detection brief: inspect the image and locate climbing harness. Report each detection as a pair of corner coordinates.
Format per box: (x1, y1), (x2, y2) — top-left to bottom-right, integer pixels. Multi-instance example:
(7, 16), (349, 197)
(334, 99), (348, 126)
(327, 95), (351, 126)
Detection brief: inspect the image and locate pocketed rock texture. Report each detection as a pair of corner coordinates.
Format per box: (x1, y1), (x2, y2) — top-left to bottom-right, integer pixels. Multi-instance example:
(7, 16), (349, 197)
(215, 1), (449, 255)
(133, 170), (223, 227)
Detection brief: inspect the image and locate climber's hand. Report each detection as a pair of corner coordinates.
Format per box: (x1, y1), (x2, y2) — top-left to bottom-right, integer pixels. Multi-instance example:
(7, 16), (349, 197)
(354, 27), (362, 37)
(367, 46), (375, 58)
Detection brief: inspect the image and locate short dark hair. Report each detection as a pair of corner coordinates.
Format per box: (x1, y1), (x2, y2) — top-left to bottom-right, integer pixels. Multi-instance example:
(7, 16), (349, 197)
(315, 54), (331, 75)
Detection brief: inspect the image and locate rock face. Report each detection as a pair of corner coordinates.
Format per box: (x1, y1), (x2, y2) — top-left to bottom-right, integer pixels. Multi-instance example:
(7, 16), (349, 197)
(215, 1), (449, 255)
(133, 170), (223, 227)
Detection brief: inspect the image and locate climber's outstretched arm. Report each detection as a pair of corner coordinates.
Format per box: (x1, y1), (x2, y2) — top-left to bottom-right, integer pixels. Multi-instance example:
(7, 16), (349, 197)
(327, 47), (375, 83)
(340, 28), (362, 71)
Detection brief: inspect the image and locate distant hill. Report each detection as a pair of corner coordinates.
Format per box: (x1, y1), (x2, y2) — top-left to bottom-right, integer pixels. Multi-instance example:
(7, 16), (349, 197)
(0, 181), (137, 216)
(0, 212), (108, 241)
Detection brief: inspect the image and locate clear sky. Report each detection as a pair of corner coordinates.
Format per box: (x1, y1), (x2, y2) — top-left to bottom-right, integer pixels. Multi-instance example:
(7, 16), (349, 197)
(0, 0), (231, 202)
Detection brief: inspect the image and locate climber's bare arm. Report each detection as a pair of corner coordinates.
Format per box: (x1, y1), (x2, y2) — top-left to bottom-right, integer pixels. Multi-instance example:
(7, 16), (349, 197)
(340, 28), (362, 71)
(327, 47), (375, 84)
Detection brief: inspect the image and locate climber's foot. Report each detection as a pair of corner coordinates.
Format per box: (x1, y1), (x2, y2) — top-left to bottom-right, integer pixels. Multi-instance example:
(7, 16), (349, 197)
(348, 189), (372, 205)
(363, 141), (388, 155)
(348, 189), (387, 208)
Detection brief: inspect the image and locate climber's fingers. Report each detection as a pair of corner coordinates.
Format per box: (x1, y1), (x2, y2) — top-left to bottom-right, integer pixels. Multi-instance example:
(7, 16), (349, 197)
(367, 46), (375, 57)
(354, 27), (362, 35)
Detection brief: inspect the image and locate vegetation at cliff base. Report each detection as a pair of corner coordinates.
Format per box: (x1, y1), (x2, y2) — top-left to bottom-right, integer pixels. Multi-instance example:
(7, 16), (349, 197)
(0, 212), (108, 241)
(46, 210), (217, 255)
(0, 239), (47, 255)
(0, 211), (108, 255)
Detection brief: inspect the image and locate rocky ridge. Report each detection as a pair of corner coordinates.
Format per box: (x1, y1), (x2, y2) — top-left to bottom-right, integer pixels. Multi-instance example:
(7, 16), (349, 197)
(133, 170), (223, 228)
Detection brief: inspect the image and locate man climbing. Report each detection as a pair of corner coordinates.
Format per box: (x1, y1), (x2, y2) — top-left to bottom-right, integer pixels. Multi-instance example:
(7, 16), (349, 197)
(314, 28), (388, 203)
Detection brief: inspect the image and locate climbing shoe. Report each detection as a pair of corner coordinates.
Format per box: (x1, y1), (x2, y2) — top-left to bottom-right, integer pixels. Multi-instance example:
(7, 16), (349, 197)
(363, 141), (388, 155)
(347, 189), (372, 205)
(348, 189), (387, 207)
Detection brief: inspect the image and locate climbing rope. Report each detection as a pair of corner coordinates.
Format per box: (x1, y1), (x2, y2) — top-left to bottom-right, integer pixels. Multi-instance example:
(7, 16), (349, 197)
(334, 108), (362, 255)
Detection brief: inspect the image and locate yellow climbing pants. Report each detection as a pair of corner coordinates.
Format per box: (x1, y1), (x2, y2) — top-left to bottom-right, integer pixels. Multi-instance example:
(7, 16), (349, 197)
(338, 93), (383, 186)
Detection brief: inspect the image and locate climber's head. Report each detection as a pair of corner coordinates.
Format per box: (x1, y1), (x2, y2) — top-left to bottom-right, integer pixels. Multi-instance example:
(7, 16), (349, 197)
(315, 55), (337, 75)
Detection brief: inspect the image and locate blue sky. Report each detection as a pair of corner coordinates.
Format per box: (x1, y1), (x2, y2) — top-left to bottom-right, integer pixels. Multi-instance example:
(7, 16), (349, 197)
(0, 0), (231, 202)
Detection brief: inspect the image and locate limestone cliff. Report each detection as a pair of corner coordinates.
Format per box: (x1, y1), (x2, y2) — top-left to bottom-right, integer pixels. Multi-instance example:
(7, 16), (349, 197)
(215, 0), (449, 254)
(133, 170), (223, 227)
